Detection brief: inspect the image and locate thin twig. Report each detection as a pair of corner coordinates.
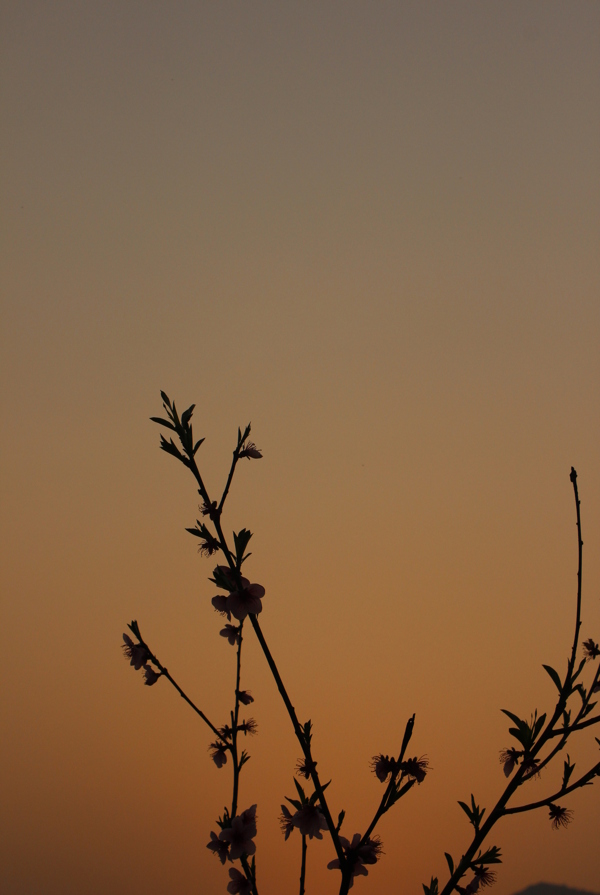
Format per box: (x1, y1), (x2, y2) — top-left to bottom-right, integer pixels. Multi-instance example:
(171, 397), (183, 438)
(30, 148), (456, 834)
(299, 834), (307, 895)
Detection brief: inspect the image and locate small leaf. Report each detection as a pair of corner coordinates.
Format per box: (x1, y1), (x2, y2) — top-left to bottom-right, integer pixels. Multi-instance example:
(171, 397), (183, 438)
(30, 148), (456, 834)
(444, 853), (454, 875)
(193, 438), (205, 454)
(210, 565), (237, 592)
(310, 779), (331, 805)
(533, 712), (547, 741)
(562, 755), (575, 789)
(458, 800), (472, 818)
(185, 527), (203, 538)
(473, 845), (502, 865)
(233, 529), (253, 566)
(303, 720), (313, 746)
(543, 664), (563, 693)
(181, 404), (195, 427)
(160, 439), (189, 467)
(501, 709), (524, 726)
(422, 877), (439, 895)
(400, 714), (415, 757)
(150, 416), (176, 430)
(293, 778), (307, 804)
(335, 810), (345, 833)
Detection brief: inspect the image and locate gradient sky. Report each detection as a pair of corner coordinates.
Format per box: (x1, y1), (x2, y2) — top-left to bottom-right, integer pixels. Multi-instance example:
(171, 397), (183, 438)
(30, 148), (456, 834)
(1, 2), (599, 894)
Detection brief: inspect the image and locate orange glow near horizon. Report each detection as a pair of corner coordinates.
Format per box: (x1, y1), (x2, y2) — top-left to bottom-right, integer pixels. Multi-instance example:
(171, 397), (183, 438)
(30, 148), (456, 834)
(1, 3), (599, 894)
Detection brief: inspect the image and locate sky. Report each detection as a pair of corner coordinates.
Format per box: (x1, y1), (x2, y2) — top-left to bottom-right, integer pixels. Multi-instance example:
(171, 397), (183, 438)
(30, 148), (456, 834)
(1, 2), (599, 894)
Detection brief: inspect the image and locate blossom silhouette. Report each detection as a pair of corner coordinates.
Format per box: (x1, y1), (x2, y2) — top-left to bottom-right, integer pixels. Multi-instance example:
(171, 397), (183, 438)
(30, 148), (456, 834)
(583, 638), (600, 660)
(296, 757), (317, 779)
(227, 867), (252, 895)
(238, 718), (258, 736)
(499, 748), (522, 777)
(201, 500), (220, 521)
(142, 664), (160, 686)
(400, 755), (429, 783)
(227, 578), (265, 621)
(357, 836), (383, 865)
(219, 805), (257, 860)
(549, 803), (573, 830)
(209, 741), (228, 768)
(279, 804), (295, 840)
(291, 804), (328, 839)
(206, 831), (229, 864)
(521, 754), (541, 778)
(198, 532), (221, 556)
(473, 866), (497, 888)
(239, 442), (262, 459)
(212, 594), (231, 618)
(371, 754), (394, 782)
(122, 633), (150, 670)
(327, 833), (373, 888)
(238, 690), (254, 705)
(220, 624), (241, 646)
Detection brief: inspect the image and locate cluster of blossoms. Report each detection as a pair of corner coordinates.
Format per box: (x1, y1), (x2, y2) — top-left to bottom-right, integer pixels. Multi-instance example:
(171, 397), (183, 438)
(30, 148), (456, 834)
(126, 404), (600, 895)
(207, 804), (258, 862)
(326, 833), (384, 889)
(207, 805), (258, 893)
(371, 753), (429, 784)
(122, 633), (161, 686)
(208, 719), (258, 768)
(211, 567), (266, 626)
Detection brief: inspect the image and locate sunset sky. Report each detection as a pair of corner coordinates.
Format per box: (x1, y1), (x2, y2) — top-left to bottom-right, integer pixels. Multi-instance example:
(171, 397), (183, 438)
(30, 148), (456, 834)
(1, 2), (599, 894)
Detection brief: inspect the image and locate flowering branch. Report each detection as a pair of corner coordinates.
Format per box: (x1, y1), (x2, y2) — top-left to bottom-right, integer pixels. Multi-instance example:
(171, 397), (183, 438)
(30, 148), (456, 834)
(122, 394), (599, 895)
(361, 714), (419, 844)
(503, 758), (600, 817)
(123, 620), (222, 739)
(150, 393), (347, 871)
(431, 467), (598, 895)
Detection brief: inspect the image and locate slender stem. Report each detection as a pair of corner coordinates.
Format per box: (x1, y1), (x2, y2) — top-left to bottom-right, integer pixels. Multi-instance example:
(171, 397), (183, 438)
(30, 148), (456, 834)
(299, 834), (307, 895)
(249, 614), (346, 867)
(504, 762), (600, 815)
(134, 627), (222, 739)
(231, 622), (244, 817)
(159, 668), (222, 738)
(219, 443), (241, 514)
(240, 854), (259, 895)
(547, 714), (600, 736)
(568, 468), (584, 683)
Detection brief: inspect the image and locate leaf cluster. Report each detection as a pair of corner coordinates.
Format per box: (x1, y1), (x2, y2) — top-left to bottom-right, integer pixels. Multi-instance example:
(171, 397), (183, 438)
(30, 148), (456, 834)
(500, 709), (546, 751)
(150, 391), (204, 467)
